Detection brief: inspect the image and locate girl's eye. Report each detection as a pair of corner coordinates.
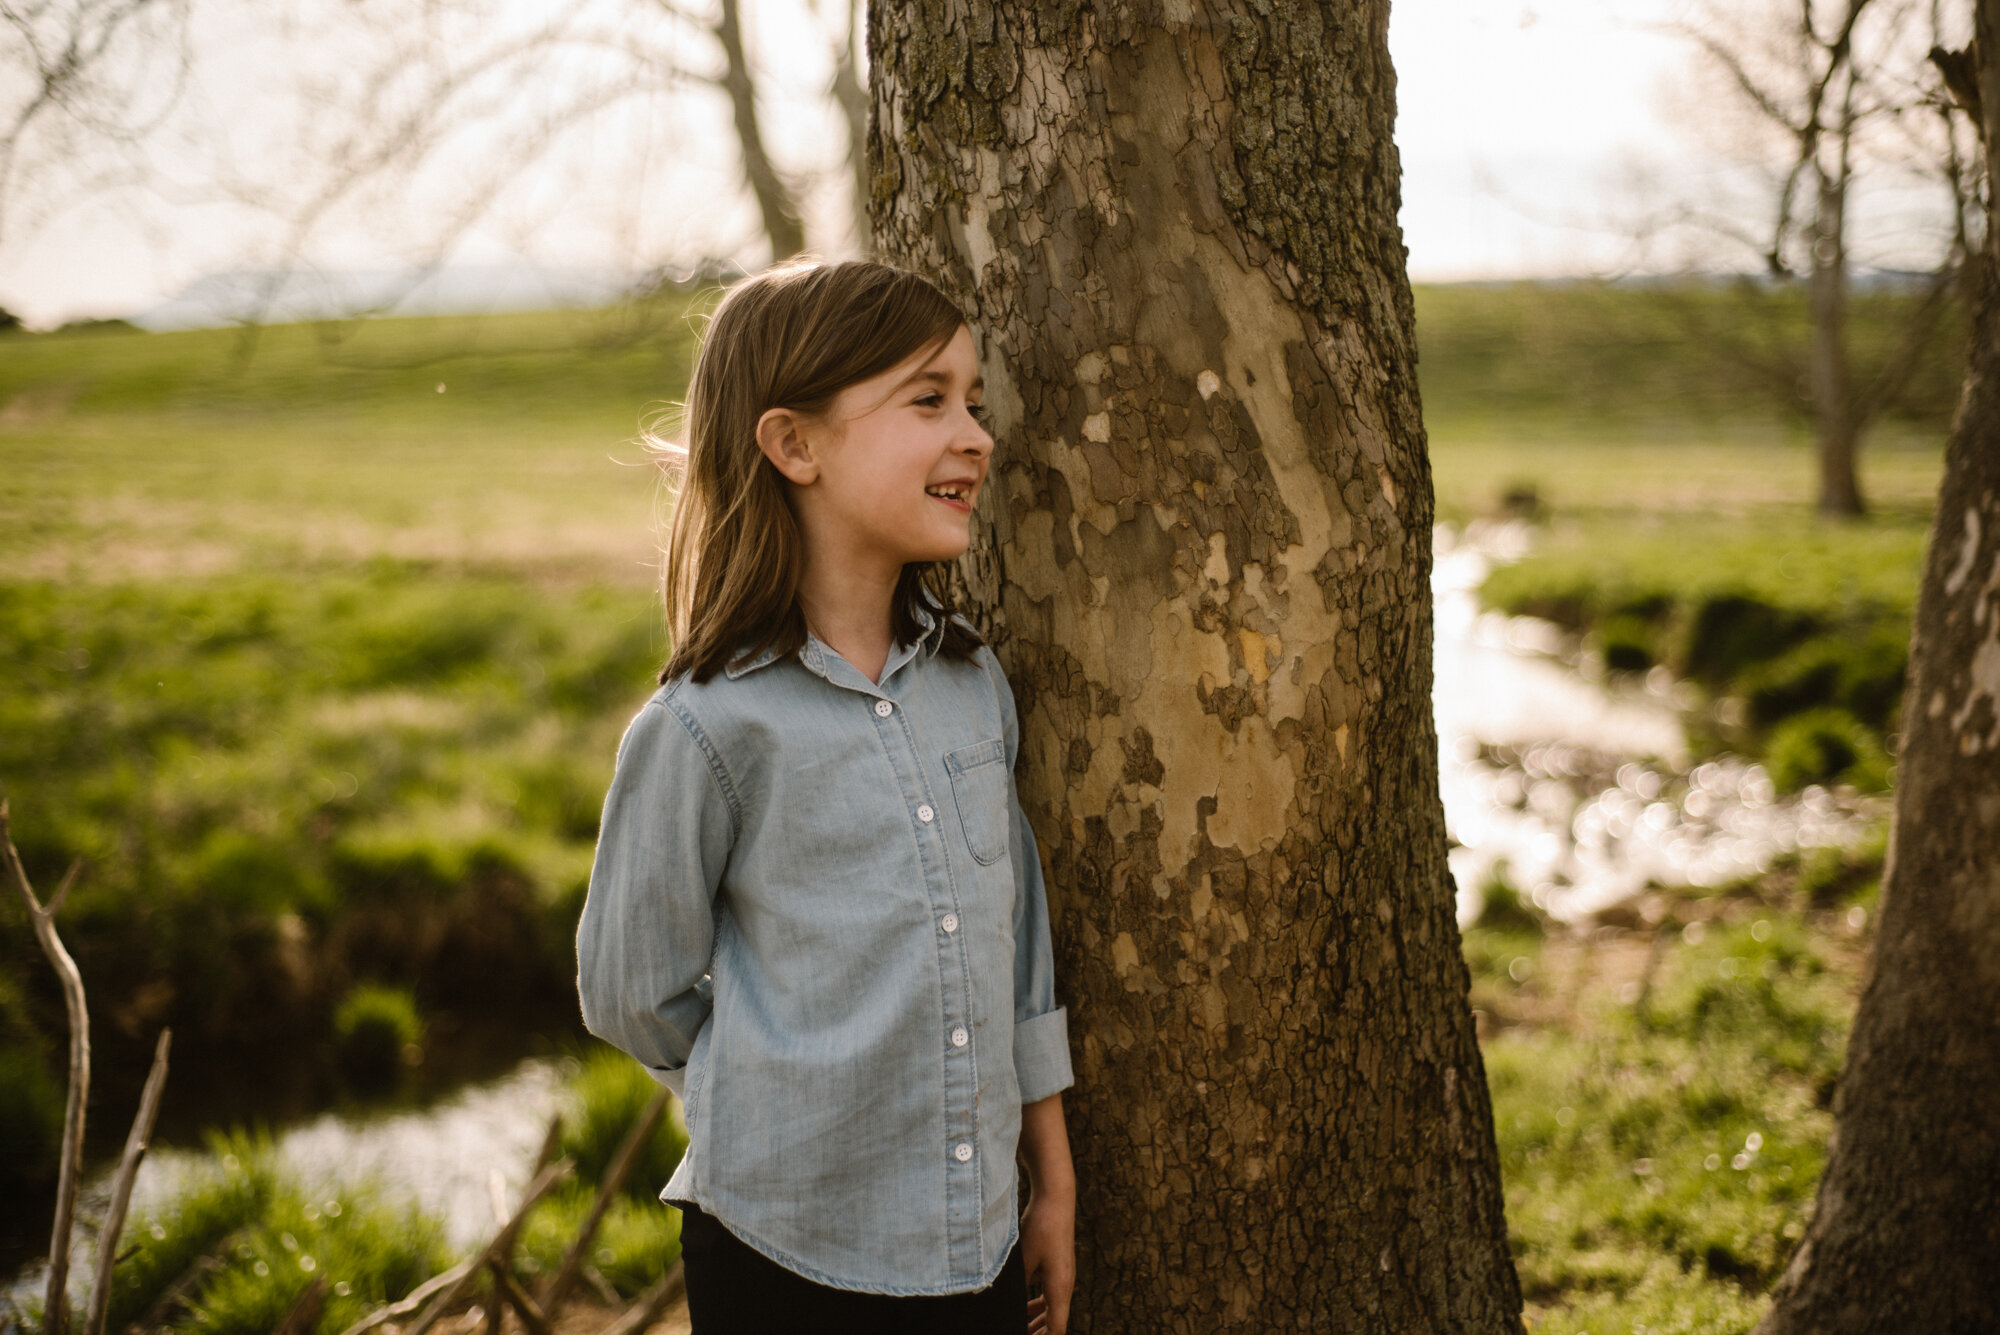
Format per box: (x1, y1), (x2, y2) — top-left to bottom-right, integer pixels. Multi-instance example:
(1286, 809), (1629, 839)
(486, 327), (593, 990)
(917, 394), (988, 423)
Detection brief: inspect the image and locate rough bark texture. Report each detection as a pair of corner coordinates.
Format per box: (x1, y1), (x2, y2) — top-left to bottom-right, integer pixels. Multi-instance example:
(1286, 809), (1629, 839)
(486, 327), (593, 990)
(869, 4), (1521, 1330)
(1757, 7), (2000, 1330)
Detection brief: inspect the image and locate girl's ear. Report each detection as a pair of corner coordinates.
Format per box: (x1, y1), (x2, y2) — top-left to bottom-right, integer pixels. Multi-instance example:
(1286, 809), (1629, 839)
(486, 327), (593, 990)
(756, 407), (821, 485)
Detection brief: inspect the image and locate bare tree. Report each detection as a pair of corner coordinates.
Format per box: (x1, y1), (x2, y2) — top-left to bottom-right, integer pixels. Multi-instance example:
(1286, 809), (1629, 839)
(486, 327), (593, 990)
(711, 0), (805, 260)
(873, 1), (1522, 1328)
(1755, 8), (2000, 1326)
(1662, 0), (1983, 517)
(12, 0), (854, 337)
(0, 0), (193, 249)
(222, 0), (837, 311)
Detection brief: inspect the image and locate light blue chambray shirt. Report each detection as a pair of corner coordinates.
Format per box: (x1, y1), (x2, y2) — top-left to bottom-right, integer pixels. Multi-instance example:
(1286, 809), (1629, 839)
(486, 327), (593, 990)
(574, 606), (1074, 1297)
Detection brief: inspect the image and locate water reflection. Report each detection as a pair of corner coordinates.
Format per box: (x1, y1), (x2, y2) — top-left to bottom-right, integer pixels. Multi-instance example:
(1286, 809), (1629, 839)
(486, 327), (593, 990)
(1433, 520), (1888, 925)
(5, 1061), (569, 1316)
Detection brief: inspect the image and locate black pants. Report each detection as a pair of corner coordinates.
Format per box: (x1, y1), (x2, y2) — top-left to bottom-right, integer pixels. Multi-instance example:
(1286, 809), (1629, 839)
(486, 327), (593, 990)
(678, 1201), (1028, 1335)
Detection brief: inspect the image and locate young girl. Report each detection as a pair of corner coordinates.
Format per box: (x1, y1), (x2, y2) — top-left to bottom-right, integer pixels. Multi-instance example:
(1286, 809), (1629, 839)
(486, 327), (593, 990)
(576, 257), (1077, 1335)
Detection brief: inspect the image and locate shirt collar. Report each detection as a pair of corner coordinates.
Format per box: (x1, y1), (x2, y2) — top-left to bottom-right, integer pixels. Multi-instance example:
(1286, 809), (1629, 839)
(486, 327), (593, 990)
(721, 602), (950, 681)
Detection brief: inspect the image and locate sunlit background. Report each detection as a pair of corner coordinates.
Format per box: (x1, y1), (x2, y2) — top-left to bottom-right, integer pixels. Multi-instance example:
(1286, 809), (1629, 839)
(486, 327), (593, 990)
(1, 1), (1980, 1332)
(7, 0), (1967, 327)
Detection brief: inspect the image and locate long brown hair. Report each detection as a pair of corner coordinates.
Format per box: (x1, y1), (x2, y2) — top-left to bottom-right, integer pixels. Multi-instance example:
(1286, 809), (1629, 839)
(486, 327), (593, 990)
(652, 257), (986, 684)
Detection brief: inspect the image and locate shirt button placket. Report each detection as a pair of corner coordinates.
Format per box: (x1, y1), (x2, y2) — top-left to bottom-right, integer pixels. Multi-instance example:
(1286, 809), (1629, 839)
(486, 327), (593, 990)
(884, 689), (977, 1279)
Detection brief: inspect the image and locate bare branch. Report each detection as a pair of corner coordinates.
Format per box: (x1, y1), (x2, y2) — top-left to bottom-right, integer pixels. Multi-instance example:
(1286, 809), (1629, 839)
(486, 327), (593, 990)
(1854, 264), (1959, 421)
(1, 798), (90, 1335)
(0, 0), (191, 245)
(330, 1260), (478, 1335)
(597, 1263), (686, 1335)
(539, 1088), (669, 1317)
(84, 1028), (172, 1335)
(45, 857), (81, 917)
(399, 1157), (572, 1335)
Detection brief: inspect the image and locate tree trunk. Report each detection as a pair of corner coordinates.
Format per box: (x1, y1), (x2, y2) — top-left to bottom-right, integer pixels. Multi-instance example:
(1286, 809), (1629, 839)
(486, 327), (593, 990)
(1809, 164), (1866, 518)
(869, 4), (1521, 1330)
(715, 0), (806, 261)
(1757, 9), (2000, 1330)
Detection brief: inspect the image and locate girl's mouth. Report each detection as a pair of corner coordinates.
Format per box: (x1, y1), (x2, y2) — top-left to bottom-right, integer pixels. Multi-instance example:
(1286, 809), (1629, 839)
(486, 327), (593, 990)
(924, 482), (974, 512)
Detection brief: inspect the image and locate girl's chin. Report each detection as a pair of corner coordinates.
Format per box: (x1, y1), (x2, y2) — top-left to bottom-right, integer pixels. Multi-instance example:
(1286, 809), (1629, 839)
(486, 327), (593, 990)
(901, 534), (971, 565)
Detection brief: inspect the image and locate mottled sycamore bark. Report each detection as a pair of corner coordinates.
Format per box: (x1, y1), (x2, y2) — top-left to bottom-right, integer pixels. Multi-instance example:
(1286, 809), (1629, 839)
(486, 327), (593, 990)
(1758, 9), (2000, 1331)
(869, 4), (1521, 1329)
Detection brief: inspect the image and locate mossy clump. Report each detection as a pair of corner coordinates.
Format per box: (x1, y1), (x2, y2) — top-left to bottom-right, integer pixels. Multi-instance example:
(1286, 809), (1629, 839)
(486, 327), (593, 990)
(1473, 861), (1546, 936)
(1597, 613), (1658, 673)
(333, 983), (423, 1084)
(1764, 708), (1892, 794)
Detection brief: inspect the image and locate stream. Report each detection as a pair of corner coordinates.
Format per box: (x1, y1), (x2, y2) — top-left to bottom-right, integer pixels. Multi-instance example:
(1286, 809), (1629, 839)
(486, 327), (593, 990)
(7, 519), (1886, 1305)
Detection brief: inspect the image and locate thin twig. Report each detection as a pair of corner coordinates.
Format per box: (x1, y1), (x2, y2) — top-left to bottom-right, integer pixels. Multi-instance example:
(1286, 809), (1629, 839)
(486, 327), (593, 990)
(580, 1263), (622, 1307)
(401, 1160), (572, 1335)
(272, 1275), (328, 1335)
(3, 799), (89, 1335)
(597, 1263), (685, 1335)
(83, 1027), (171, 1335)
(331, 1259), (476, 1335)
(488, 1262), (552, 1335)
(135, 1239), (233, 1330)
(540, 1090), (668, 1317)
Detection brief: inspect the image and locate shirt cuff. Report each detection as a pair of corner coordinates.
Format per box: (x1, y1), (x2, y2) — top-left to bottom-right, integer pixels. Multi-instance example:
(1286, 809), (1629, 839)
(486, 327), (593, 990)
(1013, 1006), (1075, 1104)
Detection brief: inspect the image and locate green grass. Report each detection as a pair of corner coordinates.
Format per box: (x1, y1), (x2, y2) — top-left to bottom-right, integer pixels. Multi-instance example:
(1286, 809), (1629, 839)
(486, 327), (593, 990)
(1472, 826), (1882, 1333)
(0, 568), (661, 1050)
(1, 299), (700, 1187)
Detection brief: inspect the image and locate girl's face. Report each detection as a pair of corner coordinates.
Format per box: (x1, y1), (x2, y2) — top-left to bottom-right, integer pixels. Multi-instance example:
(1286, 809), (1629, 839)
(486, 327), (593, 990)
(769, 324), (993, 574)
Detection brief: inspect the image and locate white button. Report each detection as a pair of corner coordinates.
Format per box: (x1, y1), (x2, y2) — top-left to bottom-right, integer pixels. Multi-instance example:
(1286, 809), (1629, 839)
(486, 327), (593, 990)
(953, 1142), (973, 1163)
(940, 913), (959, 933)
(873, 699), (893, 717)
(917, 804), (935, 823)
(951, 1027), (969, 1048)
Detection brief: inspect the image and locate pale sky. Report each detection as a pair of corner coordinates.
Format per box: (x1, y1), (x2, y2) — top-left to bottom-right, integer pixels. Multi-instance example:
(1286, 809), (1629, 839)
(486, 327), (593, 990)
(2, 0), (1691, 328)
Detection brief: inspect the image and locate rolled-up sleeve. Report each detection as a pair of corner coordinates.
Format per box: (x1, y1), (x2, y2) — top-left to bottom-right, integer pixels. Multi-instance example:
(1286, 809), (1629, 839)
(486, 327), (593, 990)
(576, 695), (736, 1096)
(989, 653), (1075, 1105)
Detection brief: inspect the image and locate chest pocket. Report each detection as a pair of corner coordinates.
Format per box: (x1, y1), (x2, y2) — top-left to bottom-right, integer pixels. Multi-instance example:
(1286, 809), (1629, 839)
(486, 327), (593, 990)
(944, 738), (1009, 866)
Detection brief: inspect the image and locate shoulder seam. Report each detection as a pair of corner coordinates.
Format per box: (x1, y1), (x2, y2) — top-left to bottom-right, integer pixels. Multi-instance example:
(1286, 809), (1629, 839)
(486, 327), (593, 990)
(654, 692), (745, 839)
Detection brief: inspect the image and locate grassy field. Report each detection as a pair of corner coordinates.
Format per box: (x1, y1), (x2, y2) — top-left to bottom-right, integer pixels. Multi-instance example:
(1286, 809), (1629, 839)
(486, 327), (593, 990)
(0, 278), (1957, 1330)
(1, 303), (702, 1223)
